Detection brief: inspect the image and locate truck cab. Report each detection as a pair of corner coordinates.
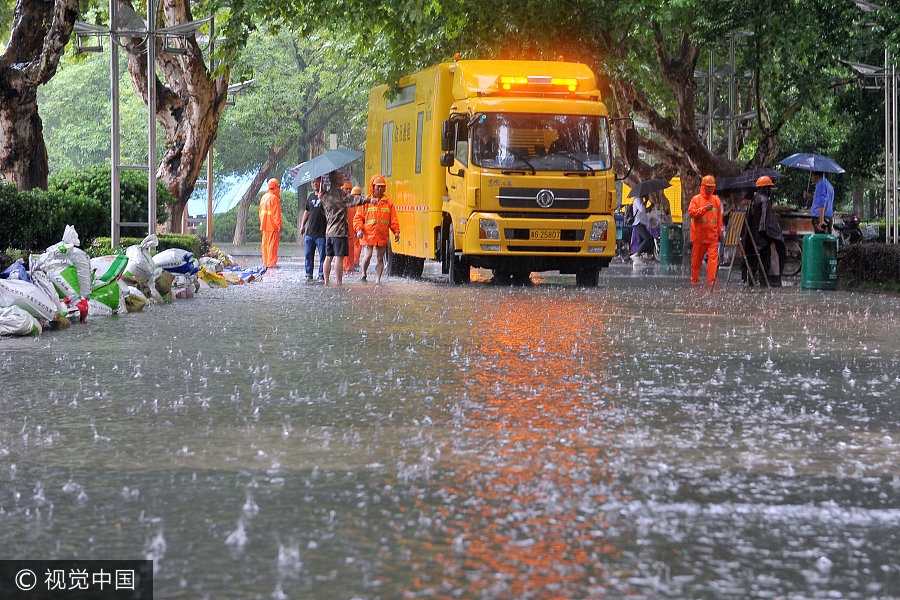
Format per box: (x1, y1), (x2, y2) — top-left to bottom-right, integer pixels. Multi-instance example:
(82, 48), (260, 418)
(366, 59), (636, 285)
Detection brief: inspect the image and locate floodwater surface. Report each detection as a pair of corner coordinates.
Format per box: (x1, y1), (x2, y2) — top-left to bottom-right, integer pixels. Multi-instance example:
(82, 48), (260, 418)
(1, 260), (899, 599)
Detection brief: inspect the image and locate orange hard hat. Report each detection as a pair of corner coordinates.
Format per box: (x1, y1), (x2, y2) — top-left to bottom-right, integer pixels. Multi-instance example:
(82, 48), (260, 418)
(341, 181), (353, 191)
(371, 174), (387, 187)
(701, 175), (715, 188)
(268, 178), (279, 189)
(756, 175), (775, 188)
(351, 186), (362, 195)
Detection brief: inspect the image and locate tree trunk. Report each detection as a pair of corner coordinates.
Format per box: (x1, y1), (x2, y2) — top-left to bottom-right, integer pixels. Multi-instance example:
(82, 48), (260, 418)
(0, 0), (78, 190)
(232, 142), (293, 244)
(119, 0), (230, 232)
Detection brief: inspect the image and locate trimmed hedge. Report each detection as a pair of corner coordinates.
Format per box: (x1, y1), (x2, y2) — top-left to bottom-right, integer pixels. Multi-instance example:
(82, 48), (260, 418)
(90, 233), (201, 257)
(0, 181), (106, 252)
(1, 166), (176, 254)
(50, 165), (173, 237)
(837, 243), (900, 290)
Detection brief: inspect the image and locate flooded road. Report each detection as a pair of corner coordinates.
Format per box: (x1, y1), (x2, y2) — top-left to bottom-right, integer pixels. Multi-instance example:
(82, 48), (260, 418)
(1, 257), (899, 599)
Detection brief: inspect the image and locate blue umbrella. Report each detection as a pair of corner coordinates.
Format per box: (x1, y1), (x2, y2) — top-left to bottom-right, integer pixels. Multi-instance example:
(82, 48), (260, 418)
(290, 148), (363, 188)
(779, 153), (845, 174)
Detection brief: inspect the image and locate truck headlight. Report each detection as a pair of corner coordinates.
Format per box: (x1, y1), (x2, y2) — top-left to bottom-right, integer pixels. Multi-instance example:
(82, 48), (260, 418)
(479, 219), (500, 240)
(589, 221), (608, 242)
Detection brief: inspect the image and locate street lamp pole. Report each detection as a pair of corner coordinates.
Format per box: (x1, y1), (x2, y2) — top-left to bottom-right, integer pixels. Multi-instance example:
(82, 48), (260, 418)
(75, 3), (208, 246)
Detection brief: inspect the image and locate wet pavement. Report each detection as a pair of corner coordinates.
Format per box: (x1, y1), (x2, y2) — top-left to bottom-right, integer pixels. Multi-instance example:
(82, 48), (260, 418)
(1, 248), (899, 599)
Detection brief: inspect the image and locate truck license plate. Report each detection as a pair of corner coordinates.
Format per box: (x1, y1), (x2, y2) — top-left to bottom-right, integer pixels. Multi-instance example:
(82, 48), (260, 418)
(530, 230), (560, 240)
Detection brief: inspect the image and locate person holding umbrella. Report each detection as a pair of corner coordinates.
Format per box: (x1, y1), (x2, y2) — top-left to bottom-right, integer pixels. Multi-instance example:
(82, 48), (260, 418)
(803, 171), (834, 233)
(321, 170), (371, 286)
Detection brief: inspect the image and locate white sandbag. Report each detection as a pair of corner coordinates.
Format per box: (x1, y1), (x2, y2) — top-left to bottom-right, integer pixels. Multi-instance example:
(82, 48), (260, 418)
(86, 298), (114, 318)
(124, 234), (158, 283)
(35, 240), (92, 300)
(153, 248), (199, 275)
(0, 305), (41, 336)
(29, 271), (67, 317)
(91, 254), (128, 289)
(0, 278), (61, 321)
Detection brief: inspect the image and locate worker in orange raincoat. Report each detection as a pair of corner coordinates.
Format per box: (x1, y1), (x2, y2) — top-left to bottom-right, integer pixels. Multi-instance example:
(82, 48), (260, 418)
(354, 174), (399, 283)
(259, 178), (283, 268)
(342, 181), (362, 272)
(688, 175), (723, 285)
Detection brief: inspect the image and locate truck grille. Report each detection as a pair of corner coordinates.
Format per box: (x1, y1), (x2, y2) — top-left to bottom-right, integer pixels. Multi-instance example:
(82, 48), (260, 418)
(497, 187), (591, 209)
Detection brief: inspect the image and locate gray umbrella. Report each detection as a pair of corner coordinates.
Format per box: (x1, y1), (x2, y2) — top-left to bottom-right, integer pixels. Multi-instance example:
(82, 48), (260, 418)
(290, 149), (363, 188)
(627, 178), (671, 198)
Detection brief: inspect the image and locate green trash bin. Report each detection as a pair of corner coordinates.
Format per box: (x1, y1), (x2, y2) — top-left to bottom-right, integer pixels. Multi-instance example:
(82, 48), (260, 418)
(800, 233), (838, 290)
(659, 224), (684, 265)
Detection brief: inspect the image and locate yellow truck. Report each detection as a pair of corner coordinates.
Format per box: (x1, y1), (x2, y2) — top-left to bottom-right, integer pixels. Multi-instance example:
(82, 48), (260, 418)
(365, 58), (636, 285)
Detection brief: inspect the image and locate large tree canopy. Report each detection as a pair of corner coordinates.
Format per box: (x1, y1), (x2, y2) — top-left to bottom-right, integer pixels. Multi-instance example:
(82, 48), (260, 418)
(278, 0), (888, 208)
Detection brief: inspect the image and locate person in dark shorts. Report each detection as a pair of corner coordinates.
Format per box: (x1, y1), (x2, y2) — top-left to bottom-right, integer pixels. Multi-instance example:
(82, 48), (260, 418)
(320, 170), (371, 286)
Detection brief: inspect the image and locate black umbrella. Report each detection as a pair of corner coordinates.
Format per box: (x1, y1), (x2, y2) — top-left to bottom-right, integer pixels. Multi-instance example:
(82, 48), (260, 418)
(716, 168), (783, 192)
(627, 178), (670, 198)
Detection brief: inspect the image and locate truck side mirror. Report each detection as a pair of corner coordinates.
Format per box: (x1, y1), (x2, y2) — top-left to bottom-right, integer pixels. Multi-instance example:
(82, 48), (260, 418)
(624, 128), (639, 167)
(441, 120), (454, 152)
(440, 152), (455, 167)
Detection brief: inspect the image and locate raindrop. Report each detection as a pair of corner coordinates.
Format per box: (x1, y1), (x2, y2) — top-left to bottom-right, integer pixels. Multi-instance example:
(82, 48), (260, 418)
(145, 530), (167, 568)
(243, 491), (259, 518)
(225, 518), (248, 548)
(815, 555), (833, 575)
(276, 541), (302, 577)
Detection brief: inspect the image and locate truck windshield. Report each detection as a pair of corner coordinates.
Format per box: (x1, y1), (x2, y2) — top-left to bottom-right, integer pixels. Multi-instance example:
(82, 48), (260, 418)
(472, 113), (611, 172)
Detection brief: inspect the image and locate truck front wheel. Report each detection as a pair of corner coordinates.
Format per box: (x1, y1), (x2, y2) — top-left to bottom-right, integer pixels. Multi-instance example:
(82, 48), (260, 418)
(449, 251), (470, 284)
(575, 267), (600, 287)
(388, 246), (408, 277)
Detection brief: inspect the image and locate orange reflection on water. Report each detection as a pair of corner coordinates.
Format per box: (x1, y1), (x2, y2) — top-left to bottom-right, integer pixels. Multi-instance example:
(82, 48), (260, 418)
(413, 293), (628, 599)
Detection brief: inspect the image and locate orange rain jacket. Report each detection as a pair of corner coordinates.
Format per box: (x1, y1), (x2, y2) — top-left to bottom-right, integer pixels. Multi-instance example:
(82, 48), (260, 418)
(354, 178), (399, 247)
(687, 188), (723, 244)
(259, 180), (283, 232)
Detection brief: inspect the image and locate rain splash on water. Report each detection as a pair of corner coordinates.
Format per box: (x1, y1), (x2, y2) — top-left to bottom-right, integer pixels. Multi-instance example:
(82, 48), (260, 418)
(1, 261), (899, 598)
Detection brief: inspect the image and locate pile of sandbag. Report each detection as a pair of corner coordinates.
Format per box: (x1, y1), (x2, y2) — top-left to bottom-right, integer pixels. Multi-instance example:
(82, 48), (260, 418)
(197, 246), (267, 286)
(1, 227), (262, 337)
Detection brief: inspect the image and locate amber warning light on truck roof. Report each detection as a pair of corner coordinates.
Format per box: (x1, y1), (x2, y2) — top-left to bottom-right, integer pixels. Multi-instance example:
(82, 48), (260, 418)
(497, 75), (579, 92)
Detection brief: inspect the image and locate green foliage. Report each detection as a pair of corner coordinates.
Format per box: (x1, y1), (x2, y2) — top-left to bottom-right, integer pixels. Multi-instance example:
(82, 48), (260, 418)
(49, 165), (173, 236)
(38, 52), (158, 174)
(0, 181), (107, 252)
(210, 189), (298, 243)
(89, 234), (202, 258)
(213, 29), (371, 178)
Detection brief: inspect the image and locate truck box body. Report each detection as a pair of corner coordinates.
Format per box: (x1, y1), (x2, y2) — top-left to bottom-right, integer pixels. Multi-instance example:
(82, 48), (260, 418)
(365, 59), (620, 284)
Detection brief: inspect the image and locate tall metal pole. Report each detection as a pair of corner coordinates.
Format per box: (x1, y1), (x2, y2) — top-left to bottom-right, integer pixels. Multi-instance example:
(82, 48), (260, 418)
(206, 147), (214, 239)
(728, 34), (736, 161)
(885, 60), (898, 244)
(147, 0), (157, 237)
(110, 0), (121, 247)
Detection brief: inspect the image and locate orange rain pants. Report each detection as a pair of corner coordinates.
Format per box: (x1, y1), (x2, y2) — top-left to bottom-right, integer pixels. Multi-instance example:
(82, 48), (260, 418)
(259, 183), (283, 268)
(688, 190), (723, 284)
